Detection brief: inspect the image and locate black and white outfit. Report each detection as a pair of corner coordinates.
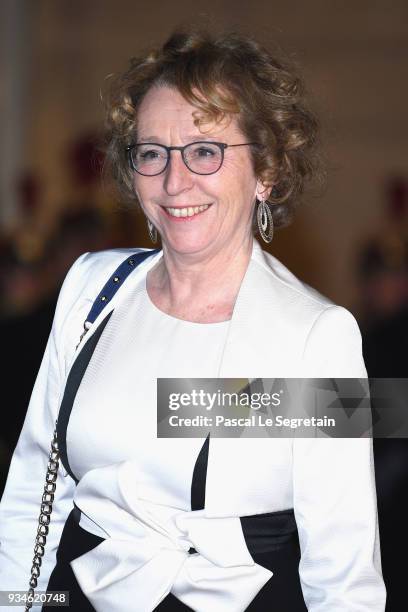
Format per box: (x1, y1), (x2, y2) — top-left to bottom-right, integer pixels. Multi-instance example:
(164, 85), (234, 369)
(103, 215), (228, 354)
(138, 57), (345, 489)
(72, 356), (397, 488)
(0, 241), (386, 611)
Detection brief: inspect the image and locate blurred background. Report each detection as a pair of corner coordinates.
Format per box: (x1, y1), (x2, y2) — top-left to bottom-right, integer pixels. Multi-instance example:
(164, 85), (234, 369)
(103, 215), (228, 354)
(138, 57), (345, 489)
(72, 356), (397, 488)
(1, 0), (407, 608)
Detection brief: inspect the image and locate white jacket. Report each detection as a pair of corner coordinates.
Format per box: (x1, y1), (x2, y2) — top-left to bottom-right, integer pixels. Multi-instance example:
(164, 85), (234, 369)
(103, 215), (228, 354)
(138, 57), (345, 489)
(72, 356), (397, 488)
(0, 240), (386, 610)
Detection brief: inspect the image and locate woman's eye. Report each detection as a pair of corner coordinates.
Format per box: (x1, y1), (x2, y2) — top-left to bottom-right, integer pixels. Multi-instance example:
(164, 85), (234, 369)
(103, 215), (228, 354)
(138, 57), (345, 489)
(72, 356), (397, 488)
(140, 149), (161, 160)
(194, 147), (216, 157)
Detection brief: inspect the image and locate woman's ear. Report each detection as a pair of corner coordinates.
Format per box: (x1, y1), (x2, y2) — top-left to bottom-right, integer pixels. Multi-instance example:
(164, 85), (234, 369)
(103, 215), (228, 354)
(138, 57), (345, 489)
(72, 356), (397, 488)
(255, 182), (273, 201)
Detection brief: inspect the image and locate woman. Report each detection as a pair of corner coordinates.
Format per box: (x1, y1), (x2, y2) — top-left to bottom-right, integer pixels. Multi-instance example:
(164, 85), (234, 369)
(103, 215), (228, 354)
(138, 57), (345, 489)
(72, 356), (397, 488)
(0, 29), (385, 611)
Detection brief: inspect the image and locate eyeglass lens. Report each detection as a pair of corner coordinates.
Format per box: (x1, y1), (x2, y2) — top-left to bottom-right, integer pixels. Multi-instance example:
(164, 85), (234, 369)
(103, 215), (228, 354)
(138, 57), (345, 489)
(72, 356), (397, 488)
(131, 142), (223, 175)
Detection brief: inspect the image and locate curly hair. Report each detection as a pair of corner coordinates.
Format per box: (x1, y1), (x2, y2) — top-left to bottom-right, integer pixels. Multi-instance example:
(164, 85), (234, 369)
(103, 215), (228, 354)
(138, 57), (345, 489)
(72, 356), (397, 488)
(105, 28), (322, 228)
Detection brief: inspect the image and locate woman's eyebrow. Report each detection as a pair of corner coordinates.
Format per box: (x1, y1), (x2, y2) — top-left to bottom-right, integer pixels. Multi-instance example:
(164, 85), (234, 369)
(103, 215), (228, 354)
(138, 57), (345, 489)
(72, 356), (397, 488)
(137, 135), (222, 143)
(136, 136), (160, 142)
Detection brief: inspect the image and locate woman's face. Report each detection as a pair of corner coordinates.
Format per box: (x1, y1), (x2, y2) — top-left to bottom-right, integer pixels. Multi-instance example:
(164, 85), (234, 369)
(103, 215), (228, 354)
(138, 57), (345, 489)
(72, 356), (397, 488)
(133, 85), (264, 257)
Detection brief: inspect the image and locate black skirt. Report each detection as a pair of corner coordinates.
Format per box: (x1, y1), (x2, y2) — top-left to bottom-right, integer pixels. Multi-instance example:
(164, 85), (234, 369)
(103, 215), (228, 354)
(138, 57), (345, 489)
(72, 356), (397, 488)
(43, 507), (307, 612)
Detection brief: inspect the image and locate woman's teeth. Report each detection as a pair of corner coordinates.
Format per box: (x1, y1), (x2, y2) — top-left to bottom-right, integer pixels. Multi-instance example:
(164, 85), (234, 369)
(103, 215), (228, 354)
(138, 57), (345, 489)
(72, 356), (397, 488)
(166, 204), (210, 218)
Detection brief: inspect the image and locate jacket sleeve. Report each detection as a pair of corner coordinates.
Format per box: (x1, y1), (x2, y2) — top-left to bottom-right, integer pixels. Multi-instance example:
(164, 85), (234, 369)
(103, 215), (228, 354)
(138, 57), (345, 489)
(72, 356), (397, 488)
(0, 254), (90, 597)
(293, 306), (386, 611)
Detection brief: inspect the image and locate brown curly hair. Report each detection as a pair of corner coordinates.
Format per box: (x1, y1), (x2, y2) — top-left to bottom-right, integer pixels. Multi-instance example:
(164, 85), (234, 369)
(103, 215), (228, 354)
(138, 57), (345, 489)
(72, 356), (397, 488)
(105, 28), (322, 227)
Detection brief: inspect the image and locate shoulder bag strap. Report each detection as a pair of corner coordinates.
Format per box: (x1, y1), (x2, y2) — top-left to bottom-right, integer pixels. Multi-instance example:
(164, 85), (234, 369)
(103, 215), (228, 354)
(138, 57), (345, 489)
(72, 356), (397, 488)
(24, 248), (160, 609)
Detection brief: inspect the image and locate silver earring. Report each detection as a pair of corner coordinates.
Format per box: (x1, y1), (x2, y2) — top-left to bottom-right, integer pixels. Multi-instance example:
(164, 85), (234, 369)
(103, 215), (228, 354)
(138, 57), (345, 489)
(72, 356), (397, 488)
(256, 199), (274, 243)
(147, 218), (158, 244)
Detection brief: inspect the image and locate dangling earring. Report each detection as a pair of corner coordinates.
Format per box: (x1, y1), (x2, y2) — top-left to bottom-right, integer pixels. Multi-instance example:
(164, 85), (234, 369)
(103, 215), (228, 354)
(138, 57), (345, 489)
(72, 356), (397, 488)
(147, 218), (157, 244)
(256, 198), (274, 244)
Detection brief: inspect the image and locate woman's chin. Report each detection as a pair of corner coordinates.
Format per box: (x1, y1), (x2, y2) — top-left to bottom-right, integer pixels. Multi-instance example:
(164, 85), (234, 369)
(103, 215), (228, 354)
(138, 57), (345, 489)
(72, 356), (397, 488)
(161, 232), (219, 257)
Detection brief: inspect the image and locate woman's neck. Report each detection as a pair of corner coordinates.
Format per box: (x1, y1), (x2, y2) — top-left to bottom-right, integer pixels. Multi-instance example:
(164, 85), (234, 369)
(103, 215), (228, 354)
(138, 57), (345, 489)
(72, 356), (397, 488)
(146, 235), (254, 323)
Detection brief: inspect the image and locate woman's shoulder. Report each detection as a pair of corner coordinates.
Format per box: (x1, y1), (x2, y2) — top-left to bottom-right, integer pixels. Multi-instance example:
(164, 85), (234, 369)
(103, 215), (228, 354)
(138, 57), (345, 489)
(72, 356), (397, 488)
(251, 243), (366, 376)
(252, 241), (334, 310)
(52, 247), (155, 368)
(59, 246), (160, 308)
(61, 247), (153, 297)
(253, 242), (363, 327)
(251, 242), (346, 332)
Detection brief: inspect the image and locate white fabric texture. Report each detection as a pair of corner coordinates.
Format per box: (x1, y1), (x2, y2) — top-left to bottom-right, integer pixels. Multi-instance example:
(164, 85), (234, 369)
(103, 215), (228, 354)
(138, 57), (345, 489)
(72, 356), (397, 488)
(71, 462), (272, 612)
(0, 240), (386, 611)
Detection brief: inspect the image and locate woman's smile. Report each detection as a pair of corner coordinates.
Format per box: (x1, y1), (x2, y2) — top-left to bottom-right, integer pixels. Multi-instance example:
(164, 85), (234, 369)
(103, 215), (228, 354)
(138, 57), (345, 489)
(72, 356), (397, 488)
(161, 203), (212, 219)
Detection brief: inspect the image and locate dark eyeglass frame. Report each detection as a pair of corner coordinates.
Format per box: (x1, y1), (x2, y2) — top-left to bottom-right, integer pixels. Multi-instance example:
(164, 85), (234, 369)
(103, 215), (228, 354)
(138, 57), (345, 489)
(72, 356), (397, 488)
(125, 141), (259, 176)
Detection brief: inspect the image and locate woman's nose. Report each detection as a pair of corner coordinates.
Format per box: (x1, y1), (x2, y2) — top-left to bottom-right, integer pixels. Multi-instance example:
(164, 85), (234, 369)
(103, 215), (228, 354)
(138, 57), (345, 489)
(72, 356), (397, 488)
(163, 150), (194, 195)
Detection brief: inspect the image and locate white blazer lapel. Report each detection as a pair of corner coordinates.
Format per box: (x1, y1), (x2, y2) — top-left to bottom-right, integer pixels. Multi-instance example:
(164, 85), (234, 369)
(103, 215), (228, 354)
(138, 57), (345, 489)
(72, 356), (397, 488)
(205, 240), (307, 516)
(219, 240), (308, 379)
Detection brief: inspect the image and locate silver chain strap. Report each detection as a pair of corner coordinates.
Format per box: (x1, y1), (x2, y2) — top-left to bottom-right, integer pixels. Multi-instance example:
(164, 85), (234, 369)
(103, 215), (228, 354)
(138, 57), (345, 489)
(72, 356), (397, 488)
(24, 423), (60, 611)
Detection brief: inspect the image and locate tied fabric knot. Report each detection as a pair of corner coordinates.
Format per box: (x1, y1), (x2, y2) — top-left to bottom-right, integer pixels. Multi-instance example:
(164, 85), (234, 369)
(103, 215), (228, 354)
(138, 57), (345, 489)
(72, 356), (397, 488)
(70, 461), (273, 612)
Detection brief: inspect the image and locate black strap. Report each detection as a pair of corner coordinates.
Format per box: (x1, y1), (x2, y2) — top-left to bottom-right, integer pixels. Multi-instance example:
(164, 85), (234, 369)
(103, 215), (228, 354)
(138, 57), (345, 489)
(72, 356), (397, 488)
(57, 311), (113, 483)
(57, 249), (160, 480)
(85, 249), (160, 325)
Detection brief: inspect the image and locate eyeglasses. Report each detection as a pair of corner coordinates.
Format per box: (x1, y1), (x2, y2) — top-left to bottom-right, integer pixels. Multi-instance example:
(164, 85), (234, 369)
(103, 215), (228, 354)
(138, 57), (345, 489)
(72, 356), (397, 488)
(125, 141), (258, 176)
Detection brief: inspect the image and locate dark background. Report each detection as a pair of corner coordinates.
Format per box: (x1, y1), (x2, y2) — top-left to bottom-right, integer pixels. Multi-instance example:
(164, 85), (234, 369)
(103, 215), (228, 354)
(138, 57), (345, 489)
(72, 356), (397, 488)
(1, 1), (407, 609)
